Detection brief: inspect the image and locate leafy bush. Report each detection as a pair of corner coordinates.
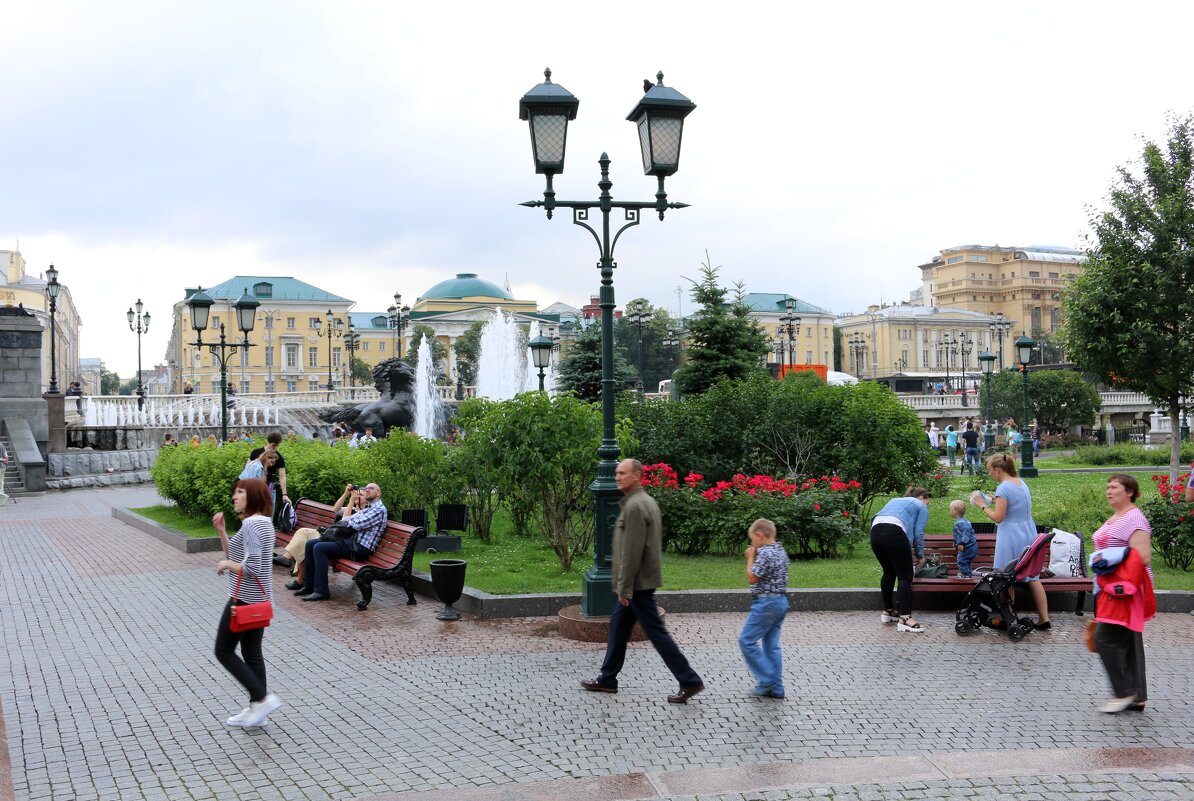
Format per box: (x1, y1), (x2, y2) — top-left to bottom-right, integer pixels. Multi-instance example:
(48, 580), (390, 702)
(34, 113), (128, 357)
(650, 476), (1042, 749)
(1071, 442), (1194, 466)
(1143, 473), (1194, 571)
(642, 463), (861, 558)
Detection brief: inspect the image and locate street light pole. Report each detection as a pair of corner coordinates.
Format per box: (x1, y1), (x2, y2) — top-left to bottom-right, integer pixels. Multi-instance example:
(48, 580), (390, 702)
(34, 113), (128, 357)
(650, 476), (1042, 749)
(1015, 334), (1038, 478)
(979, 351), (996, 451)
(44, 264), (62, 394)
(387, 294), (410, 359)
(127, 299), (150, 409)
(625, 299), (653, 392)
(957, 331), (972, 407)
(186, 287), (258, 442)
(779, 298), (800, 375)
(345, 322), (360, 388)
(989, 313), (1012, 370)
(316, 309), (344, 401)
(519, 68), (695, 618)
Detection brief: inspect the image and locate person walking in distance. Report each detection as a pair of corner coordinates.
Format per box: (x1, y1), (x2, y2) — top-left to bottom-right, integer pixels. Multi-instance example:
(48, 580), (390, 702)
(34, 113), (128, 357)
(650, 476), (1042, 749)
(581, 459), (705, 704)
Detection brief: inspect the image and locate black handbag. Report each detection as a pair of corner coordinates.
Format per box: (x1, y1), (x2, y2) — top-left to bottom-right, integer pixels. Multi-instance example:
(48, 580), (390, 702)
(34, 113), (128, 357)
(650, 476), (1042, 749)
(318, 520), (357, 545)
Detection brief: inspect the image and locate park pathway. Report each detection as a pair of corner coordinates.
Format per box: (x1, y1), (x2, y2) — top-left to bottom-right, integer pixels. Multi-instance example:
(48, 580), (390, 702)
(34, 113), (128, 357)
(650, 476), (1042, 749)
(0, 486), (1192, 801)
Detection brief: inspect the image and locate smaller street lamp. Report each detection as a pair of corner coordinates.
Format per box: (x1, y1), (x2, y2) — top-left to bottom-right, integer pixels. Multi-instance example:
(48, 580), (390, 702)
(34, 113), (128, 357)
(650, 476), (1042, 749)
(989, 313), (1013, 370)
(529, 333), (554, 391)
(345, 322), (360, 388)
(387, 293), (411, 358)
(979, 350), (996, 451)
(957, 331), (972, 407)
(127, 299), (151, 409)
(778, 298), (800, 374)
(315, 310), (344, 401)
(44, 264), (62, 394)
(625, 299), (653, 392)
(1015, 334), (1038, 478)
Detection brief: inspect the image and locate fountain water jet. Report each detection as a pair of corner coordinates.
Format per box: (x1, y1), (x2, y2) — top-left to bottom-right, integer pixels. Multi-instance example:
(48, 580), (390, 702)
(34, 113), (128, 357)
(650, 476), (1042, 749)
(412, 337), (445, 439)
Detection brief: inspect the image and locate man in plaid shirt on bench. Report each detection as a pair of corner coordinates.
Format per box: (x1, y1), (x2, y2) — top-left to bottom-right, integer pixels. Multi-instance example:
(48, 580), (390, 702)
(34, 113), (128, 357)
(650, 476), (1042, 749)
(294, 482), (387, 602)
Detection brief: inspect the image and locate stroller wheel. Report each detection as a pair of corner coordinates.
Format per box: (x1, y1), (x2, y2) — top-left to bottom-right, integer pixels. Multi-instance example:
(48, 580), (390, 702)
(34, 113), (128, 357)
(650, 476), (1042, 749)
(955, 620), (971, 636)
(1008, 625), (1027, 642)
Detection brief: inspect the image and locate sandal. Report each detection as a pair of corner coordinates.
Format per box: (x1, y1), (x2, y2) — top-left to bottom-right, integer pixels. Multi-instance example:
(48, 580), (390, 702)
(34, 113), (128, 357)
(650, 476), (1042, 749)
(880, 609), (899, 623)
(897, 616), (925, 633)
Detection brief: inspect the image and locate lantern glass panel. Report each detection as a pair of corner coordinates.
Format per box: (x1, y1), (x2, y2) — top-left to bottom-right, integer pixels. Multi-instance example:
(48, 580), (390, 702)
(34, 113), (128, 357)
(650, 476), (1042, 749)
(647, 116), (683, 170)
(531, 114), (568, 171)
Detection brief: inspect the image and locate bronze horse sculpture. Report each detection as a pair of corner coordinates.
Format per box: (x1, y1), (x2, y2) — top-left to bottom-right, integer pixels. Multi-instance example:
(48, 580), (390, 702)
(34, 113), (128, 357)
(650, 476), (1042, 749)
(320, 358), (417, 437)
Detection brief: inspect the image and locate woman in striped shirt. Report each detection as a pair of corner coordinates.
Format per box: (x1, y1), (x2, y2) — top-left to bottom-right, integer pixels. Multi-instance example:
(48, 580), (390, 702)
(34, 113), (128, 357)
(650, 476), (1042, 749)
(212, 478), (283, 728)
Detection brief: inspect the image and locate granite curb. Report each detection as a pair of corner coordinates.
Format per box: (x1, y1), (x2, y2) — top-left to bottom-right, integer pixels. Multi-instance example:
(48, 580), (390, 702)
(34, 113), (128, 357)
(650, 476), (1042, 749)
(112, 507), (223, 553)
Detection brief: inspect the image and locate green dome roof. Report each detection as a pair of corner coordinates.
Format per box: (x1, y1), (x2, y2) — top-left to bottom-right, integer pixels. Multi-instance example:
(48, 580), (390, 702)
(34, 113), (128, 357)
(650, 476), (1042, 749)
(421, 273), (512, 301)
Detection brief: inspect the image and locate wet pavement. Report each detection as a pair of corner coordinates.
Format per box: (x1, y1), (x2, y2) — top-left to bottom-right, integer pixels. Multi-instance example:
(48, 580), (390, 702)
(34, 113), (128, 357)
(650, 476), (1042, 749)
(1, 486), (1192, 801)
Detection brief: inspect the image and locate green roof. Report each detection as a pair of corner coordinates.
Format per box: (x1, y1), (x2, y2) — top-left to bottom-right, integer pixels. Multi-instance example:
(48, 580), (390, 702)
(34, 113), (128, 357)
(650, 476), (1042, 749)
(740, 292), (831, 315)
(187, 276), (350, 303)
(420, 273), (512, 301)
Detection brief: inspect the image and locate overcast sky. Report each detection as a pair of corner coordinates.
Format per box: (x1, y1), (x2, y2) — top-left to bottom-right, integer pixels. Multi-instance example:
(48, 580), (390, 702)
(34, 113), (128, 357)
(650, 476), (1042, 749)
(3, 1), (1191, 377)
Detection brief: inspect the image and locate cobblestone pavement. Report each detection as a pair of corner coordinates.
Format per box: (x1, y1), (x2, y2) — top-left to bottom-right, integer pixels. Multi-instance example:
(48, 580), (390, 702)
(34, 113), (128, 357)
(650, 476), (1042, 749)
(1, 487), (1192, 801)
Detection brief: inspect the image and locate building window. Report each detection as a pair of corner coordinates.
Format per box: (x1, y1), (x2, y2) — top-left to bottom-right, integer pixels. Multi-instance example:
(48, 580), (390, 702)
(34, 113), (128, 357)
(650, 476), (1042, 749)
(265, 346), (274, 367)
(1011, 272), (1015, 278)
(309, 378), (320, 392)
(308, 347), (318, 367)
(265, 379), (275, 393)
(309, 317), (321, 330)
(805, 351), (812, 364)
(211, 315), (221, 329)
(332, 347), (341, 368)
(1050, 307), (1060, 330)
(378, 341), (385, 352)
(240, 348), (249, 367)
(1049, 272), (1059, 279)
(253, 282), (272, 298)
(1029, 271), (1040, 278)
(1031, 292), (1041, 299)
(285, 344), (298, 368)
(923, 349), (929, 365)
(362, 341), (369, 351)
(1031, 307), (1042, 329)
(947, 255), (964, 264)
(286, 380), (296, 393)
(286, 317), (296, 329)
(240, 380), (250, 394)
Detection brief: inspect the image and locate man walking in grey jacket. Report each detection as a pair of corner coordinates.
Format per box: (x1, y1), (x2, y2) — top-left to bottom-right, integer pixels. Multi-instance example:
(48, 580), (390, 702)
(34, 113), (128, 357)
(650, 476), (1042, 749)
(580, 458), (705, 703)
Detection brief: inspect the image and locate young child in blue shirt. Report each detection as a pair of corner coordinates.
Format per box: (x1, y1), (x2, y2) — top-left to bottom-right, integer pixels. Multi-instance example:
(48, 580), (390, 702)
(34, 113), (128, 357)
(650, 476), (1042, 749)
(950, 500), (978, 578)
(739, 518), (790, 699)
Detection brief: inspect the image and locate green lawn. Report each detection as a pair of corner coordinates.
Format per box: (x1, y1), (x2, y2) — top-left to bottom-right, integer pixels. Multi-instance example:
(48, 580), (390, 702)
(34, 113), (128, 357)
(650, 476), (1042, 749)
(130, 468), (1194, 594)
(130, 505), (216, 538)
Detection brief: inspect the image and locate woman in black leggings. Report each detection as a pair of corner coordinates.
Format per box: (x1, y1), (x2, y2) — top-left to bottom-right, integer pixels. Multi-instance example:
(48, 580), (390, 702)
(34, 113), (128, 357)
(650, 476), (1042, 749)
(870, 487), (931, 632)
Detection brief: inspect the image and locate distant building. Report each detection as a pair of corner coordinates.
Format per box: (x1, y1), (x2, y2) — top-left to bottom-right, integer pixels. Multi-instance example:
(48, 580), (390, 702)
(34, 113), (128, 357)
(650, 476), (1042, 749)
(738, 293), (835, 371)
(78, 357), (103, 395)
(918, 244), (1084, 335)
(1, 250), (82, 392)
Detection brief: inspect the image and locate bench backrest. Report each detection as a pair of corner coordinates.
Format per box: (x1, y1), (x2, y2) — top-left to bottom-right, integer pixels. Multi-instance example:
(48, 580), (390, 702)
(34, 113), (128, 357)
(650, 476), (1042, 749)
(295, 498), (423, 567)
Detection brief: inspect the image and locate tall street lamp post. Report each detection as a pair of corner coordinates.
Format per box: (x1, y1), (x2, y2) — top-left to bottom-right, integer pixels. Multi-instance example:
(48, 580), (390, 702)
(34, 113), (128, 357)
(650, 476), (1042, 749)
(957, 331), (972, 407)
(316, 310), (343, 401)
(1015, 334), (1038, 478)
(519, 68), (696, 618)
(186, 287), (258, 442)
(127, 299), (151, 409)
(387, 294), (410, 359)
(625, 299), (653, 392)
(979, 350), (996, 450)
(529, 333), (554, 391)
(345, 322), (360, 388)
(778, 298), (800, 375)
(989, 313), (1013, 370)
(44, 264), (61, 394)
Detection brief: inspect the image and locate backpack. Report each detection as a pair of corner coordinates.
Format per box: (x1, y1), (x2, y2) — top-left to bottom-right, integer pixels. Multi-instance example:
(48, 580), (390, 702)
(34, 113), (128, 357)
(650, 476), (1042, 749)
(276, 498), (297, 533)
(914, 552), (949, 578)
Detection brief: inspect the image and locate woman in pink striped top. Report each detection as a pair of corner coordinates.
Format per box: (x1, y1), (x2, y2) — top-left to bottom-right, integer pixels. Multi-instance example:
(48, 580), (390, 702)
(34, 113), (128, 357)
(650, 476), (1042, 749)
(1091, 473), (1152, 712)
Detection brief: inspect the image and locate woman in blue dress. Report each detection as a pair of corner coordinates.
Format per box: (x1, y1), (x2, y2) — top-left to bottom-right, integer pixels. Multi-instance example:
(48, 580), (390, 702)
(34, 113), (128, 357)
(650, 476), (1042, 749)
(972, 453), (1050, 629)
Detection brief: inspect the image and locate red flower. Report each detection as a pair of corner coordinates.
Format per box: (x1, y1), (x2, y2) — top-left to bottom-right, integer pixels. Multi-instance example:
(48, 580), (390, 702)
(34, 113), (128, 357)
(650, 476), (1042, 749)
(814, 504), (821, 511)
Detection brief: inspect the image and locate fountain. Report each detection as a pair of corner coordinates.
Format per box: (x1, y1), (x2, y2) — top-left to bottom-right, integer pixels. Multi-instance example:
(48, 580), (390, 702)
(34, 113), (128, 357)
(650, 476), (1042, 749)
(412, 337), (445, 439)
(475, 307), (528, 401)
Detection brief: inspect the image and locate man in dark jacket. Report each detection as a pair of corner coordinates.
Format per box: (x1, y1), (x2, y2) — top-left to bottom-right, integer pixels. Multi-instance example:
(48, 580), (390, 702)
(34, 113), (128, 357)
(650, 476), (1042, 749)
(580, 459), (705, 703)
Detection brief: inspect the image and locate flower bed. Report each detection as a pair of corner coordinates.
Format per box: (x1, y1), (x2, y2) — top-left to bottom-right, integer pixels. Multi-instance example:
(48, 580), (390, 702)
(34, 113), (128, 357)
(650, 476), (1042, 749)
(641, 463), (862, 558)
(1144, 473), (1194, 571)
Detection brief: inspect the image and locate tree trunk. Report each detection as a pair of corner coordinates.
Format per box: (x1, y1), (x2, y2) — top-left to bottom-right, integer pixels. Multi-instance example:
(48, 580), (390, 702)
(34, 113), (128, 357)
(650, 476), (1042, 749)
(1170, 402), (1182, 484)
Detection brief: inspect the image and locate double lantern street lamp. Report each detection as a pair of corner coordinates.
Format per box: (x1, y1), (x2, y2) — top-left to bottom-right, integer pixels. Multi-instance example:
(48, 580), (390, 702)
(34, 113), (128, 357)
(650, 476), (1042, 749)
(186, 287), (259, 442)
(387, 294), (410, 359)
(127, 299), (151, 410)
(315, 310), (344, 400)
(979, 350), (996, 450)
(847, 333), (867, 377)
(44, 264), (62, 394)
(989, 313), (1014, 370)
(625, 299), (653, 392)
(345, 322), (360, 388)
(519, 68), (696, 618)
(1015, 334), (1038, 478)
(776, 298), (801, 375)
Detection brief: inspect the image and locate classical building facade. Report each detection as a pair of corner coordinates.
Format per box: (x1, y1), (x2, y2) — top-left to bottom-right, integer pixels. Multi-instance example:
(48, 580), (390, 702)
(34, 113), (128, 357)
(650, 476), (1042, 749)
(837, 304), (1004, 391)
(917, 244), (1084, 334)
(1, 250), (82, 393)
(740, 293), (836, 371)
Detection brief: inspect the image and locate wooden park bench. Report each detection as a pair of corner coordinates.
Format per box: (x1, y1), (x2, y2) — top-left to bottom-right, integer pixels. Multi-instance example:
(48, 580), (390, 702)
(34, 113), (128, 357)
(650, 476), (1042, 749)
(912, 523), (1090, 613)
(276, 498), (425, 611)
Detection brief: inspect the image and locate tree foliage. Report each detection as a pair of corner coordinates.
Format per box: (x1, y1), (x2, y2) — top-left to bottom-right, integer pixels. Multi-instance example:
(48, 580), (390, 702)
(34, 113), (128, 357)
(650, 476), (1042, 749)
(554, 321), (636, 404)
(100, 369), (121, 396)
(452, 320), (485, 385)
(1064, 114), (1194, 478)
(613, 300), (684, 392)
(980, 369), (1101, 433)
(349, 358), (373, 385)
(673, 252), (770, 396)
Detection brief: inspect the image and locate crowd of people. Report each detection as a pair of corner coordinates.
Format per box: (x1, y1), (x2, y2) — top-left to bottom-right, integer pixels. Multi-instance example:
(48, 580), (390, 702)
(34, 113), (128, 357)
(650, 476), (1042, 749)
(927, 416), (1041, 475)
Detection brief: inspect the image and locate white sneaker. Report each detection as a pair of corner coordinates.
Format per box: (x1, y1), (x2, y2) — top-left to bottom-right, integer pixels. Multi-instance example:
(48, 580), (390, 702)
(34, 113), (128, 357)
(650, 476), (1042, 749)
(238, 693), (283, 727)
(225, 707), (270, 727)
(1098, 696), (1136, 714)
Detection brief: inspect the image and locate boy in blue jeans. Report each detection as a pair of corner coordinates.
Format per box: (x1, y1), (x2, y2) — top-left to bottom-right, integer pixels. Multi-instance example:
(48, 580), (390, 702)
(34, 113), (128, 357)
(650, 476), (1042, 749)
(950, 500), (978, 578)
(739, 518), (790, 699)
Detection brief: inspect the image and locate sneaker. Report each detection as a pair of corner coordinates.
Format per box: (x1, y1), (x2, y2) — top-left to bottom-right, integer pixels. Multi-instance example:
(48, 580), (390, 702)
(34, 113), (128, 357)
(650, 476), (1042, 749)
(767, 687), (786, 699)
(955, 573), (974, 579)
(751, 684), (774, 698)
(879, 610), (899, 623)
(225, 706), (270, 728)
(238, 693), (283, 727)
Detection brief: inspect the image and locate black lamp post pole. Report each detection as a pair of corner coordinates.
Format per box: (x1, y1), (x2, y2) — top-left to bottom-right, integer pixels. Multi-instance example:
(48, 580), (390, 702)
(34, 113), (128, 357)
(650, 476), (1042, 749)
(128, 299), (150, 410)
(45, 265), (61, 394)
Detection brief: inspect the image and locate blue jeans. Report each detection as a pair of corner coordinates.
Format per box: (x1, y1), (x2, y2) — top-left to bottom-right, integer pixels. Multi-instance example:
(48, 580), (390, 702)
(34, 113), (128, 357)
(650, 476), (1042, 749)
(956, 544), (978, 576)
(302, 538), (354, 594)
(739, 594), (788, 692)
(964, 447), (981, 475)
(597, 590), (702, 689)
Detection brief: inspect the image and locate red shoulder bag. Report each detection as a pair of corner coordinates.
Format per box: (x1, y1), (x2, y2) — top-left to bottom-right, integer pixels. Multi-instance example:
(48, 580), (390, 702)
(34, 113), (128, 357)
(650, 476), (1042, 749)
(229, 572), (274, 632)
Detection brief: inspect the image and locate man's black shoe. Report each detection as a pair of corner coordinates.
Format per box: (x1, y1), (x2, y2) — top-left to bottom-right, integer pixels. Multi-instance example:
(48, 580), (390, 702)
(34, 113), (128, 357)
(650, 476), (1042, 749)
(667, 684), (706, 704)
(273, 555), (295, 569)
(301, 592), (332, 602)
(580, 679), (617, 694)
(293, 587), (313, 596)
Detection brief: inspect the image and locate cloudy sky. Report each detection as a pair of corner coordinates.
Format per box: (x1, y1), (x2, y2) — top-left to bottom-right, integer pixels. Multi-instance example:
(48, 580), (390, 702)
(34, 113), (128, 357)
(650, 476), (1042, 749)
(3, 1), (1191, 377)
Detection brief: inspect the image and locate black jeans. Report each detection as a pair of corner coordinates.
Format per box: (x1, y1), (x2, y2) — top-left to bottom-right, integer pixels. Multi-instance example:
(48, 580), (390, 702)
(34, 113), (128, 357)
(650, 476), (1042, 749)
(1095, 622), (1147, 701)
(871, 523), (914, 616)
(597, 589), (702, 689)
(214, 599), (267, 703)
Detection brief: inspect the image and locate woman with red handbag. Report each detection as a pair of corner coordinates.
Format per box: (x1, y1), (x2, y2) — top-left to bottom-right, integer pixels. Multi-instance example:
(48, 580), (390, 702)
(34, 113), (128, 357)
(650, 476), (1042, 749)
(212, 478), (282, 728)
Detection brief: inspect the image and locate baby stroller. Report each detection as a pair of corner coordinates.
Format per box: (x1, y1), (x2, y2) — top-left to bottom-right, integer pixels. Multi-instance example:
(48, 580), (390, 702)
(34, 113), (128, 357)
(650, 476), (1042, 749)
(954, 531), (1052, 642)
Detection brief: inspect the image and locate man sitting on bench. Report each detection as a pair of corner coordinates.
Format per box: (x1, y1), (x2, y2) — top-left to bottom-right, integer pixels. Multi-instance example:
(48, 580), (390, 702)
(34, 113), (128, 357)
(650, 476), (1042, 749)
(292, 483), (388, 602)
